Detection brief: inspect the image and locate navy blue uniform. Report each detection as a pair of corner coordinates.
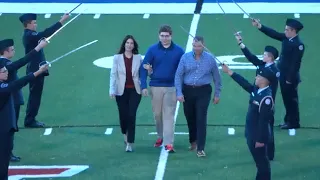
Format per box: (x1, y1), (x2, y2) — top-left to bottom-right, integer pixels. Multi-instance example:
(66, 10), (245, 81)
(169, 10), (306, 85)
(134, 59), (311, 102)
(231, 72), (274, 180)
(0, 49), (38, 158)
(0, 73), (36, 180)
(259, 20), (304, 129)
(22, 21), (62, 126)
(241, 46), (279, 160)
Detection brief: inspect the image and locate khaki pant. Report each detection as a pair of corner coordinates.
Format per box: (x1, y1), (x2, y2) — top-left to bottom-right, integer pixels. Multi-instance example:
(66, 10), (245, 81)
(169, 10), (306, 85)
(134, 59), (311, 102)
(150, 87), (177, 145)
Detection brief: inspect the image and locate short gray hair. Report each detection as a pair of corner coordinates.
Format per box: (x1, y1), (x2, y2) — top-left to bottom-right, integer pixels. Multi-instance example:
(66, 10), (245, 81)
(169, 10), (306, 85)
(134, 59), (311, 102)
(194, 35), (204, 43)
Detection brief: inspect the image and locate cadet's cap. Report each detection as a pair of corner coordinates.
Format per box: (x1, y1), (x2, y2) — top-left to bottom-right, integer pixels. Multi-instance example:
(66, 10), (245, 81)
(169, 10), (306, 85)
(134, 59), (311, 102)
(264, 45), (279, 60)
(286, 18), (303, 32)
(0, 60), (5, 69)
(257, 68), (278, 82)
(0, 39), (14, 52)
(19, 13), (37, 23)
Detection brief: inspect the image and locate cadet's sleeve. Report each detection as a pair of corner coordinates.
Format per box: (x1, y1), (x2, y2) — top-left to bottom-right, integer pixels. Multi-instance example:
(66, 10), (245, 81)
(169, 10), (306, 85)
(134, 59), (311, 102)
(259, 25), (286, 42)
(211, 55), (222, 98)
(139, 47), (153, 90)
(27, 22), (62, 42)
(174, 54), (186, 97)
(286, 43), (304, 83)
(257, 96), (274, 143)
(241, 46), (265, 66)
(0, 73), (35, 93)
(230, 72), (254, 94)
(6, 50), (38, 71)
(109, 55), (118, 95)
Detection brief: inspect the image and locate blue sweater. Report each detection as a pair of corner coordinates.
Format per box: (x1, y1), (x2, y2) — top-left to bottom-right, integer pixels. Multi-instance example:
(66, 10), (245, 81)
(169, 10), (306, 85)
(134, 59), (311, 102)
(139, 42), (185, 89)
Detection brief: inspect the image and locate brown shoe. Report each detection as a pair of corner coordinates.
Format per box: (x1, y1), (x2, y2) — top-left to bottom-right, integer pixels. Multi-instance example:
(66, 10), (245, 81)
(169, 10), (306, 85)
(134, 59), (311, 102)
(189, 142), (197, 151)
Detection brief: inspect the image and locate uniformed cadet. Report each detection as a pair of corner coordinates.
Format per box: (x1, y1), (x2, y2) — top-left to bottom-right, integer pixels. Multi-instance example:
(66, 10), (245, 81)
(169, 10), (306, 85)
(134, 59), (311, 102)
(252, 18), (304, 130)
(235, 34), (279, 160)
(0, 60), (49, 180)
(19, 13), (69, 128)
(222, 64), (274, 180)
(0, 39), (48, 162)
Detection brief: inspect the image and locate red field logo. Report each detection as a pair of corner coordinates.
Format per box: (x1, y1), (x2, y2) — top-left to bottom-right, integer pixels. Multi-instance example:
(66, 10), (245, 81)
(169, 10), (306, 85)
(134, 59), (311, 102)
(9, 165), (89, 180)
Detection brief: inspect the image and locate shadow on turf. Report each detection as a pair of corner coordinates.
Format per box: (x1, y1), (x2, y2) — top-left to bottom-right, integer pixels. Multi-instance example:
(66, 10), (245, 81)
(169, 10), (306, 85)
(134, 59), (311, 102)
(18, 124), (320, 130)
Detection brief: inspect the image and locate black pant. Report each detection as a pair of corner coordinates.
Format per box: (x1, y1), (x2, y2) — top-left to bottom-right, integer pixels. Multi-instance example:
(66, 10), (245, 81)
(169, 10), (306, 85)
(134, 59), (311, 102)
(268, 116), (275, 160)
(183, 84), (212, 151)
(0, 131), (13, 180)
(247, 139), (271, 180)
(10, 105), (20, 155)
(279, 79), (300, 126)
(24, 76), (44, 125)
(115, 88), (141, 143)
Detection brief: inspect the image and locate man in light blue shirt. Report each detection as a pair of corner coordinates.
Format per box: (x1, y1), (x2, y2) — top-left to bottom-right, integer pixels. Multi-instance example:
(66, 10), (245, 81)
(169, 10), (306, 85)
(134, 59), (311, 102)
(174, 36), (222, 157)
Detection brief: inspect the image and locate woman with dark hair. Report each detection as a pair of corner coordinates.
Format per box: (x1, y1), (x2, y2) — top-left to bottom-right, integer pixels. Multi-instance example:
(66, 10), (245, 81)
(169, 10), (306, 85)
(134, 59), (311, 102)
(109, 35), (142, 152)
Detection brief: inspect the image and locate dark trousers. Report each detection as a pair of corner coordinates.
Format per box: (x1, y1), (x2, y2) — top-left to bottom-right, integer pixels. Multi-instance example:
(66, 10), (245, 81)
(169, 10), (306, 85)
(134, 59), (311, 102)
(115, 88), (141, 143)
(279, 79), (300, 126)
(268, 116), (275, 160)
(247, 139), (271, 180)
(0, 132), (13, 180)
(183, 84), (212, 151)
(24, 76), (44, 125)
(9, 105), (20, 155)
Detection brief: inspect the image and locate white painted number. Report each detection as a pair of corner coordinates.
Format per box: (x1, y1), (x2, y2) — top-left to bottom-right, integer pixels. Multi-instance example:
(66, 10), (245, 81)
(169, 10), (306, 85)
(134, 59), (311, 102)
(93, 55), (261, 70)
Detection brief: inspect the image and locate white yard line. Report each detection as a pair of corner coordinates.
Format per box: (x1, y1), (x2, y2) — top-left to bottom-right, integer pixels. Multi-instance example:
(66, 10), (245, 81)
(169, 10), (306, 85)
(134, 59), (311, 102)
(43, 128), (53, 135)
(154, 13), (201, 180)
(104, 128), (113, 135)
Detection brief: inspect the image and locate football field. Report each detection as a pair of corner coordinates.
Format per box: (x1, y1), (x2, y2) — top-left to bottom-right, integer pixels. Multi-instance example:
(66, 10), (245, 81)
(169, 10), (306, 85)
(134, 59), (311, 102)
(1, 2), (320, 180)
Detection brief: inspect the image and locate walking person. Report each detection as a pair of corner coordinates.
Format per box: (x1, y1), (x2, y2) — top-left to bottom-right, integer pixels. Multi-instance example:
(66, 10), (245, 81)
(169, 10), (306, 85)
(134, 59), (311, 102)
(139, 25), (184, 153)
(174, 36), (222, 157)
(109, 35), (143, 152)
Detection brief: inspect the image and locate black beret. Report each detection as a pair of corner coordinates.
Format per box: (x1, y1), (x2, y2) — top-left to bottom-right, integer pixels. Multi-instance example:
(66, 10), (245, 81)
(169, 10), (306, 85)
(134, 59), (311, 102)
(264, 45), (279, 60)
(19, 13), (37, 23)
(257, 68), (279, 82)
(0, 39), (14, 52)
(286, 18), (303, 32)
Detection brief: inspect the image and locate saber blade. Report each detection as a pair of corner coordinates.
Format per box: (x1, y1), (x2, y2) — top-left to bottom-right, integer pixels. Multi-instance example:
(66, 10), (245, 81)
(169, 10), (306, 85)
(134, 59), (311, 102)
(179, 25), (223, 64)
(49, 40), (98, 65)
(69, 3), (82, 14)
(232, 0), (253, 19)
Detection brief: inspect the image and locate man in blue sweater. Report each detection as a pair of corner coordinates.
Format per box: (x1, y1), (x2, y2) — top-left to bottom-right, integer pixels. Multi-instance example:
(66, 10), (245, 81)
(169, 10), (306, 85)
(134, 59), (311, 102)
(140, 25), (184, 153)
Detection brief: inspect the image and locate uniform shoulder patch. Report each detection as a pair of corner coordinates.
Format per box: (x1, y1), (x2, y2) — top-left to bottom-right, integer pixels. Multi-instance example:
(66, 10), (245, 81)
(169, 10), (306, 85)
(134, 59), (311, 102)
(276, 72), (280, 78)
(299, 45), (304, 50)
(265, 98), (271, 105)
(0, 83), (8, 88)
(32, 32), (38, 36)
(6, 61), (12, 65)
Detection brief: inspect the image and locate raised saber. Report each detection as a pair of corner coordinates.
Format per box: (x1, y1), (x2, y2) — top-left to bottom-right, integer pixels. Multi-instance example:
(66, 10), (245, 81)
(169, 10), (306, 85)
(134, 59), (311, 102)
(216, 0), (242, 36)
(232, 0), (254, 20)
(47, 40), (98, 66)
(69, 3), (82, 14)
(46, 13), (82, 43)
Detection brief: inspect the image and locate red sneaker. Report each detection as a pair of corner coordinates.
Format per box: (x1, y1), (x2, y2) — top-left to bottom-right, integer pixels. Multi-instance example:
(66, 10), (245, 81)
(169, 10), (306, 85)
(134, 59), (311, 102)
(165, 144), (175, 153)
(154, 138), (163, 147)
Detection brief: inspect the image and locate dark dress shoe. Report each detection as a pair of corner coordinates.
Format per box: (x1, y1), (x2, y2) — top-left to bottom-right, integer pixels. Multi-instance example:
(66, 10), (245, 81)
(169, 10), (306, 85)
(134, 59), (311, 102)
(25, 121), (45, 128)
(10, 155), (21, 162)
(280, 124), (300, 129)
